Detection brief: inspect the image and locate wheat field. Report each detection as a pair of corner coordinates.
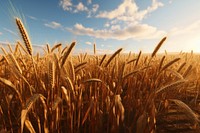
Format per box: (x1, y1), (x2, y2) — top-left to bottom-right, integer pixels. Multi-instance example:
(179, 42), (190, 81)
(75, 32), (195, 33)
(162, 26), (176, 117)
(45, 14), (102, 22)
(0, 18), (200, 133)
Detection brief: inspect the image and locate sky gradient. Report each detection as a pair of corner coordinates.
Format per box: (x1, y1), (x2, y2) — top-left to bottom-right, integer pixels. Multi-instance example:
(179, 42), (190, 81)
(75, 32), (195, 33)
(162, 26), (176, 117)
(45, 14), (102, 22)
(1, 0), (200, 54)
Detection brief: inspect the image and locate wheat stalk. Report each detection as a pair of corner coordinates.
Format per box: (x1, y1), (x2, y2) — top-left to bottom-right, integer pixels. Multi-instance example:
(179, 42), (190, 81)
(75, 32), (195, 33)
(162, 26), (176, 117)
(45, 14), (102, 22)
(14, 42), (19, 55)
(8, 44), (13, 53)
(0, 47), (8, 55)
(7, 53), (22, 74)
(25, 119), (36, 133)
(17, 41), (29, 55)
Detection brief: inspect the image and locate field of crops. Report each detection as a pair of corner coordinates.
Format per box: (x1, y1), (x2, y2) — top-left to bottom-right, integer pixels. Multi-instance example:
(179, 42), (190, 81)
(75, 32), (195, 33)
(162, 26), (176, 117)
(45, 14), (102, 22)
(0, 18), (200, 133)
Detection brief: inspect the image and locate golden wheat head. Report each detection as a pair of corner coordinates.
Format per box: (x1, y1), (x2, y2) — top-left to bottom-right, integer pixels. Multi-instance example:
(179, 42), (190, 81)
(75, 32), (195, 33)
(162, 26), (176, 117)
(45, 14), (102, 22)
(15, 18), (33, 56)
(151, 37), (167, 58)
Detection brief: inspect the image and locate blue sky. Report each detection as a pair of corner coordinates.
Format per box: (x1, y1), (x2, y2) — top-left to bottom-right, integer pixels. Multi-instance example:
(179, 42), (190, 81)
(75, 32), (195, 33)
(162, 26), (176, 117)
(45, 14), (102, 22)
(1, 0), (200, 54)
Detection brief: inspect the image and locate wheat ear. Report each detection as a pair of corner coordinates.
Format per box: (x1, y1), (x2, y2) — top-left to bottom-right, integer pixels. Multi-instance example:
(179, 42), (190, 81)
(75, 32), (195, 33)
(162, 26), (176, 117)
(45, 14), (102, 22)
(183, 65), (192, 78)
(49, 61), (55, 89)
(151, 37), (167, 58)
(161, 58), (180, 71)
(169, 99), (200, 124)
(135, 51), (142, 67)
(94, 43), (96, 55)
(104, 48), (122, 67)
(177, 62), (186, 73)
(158, 56), (165, 71)
(156, 79), (186, 94)
(51, 43), (62, 52)
(15, 18), (32, 56)
(61, 42), (76, 68)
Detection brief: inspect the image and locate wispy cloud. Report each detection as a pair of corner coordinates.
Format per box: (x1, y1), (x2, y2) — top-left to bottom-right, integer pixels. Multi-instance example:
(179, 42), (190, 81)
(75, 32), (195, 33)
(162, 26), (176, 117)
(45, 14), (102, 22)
(59, 0), (72, 11)
(44, 21), (62, 29)
(85, 41), (92, 45)
(27, 15), (37, 20)
(68, 23), (165, 40)
(3, 28), (17, 36)
(0, 32), (2, 35)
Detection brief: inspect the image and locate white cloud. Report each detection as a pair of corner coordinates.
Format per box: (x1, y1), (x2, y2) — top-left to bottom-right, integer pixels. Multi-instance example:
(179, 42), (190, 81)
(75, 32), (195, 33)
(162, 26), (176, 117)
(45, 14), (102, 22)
(59, 0), (99, 17)
(44, 21), (62, 29)
(3, 28), (17, 36)
(0, 32), (2, 35)
(59, 0), (72, 11)
(97, 0), (138, 19)
(68, 23), (165, 40)
(74, 2), (88, 13)
(61, 0), (165, 41)
(85, 41), (92, 45)
(96, 0), (163, 23)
